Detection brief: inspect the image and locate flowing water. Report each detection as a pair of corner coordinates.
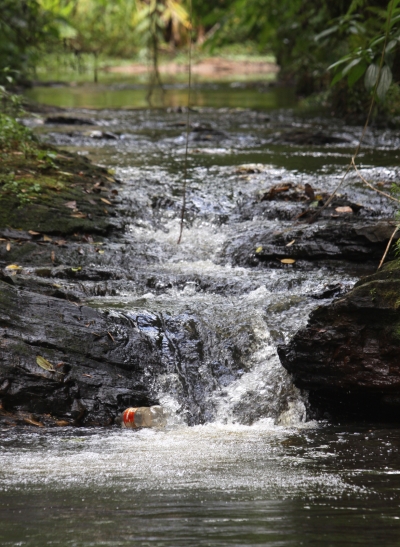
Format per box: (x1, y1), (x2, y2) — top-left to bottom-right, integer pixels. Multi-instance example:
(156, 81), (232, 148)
(1, 81), (400, 545)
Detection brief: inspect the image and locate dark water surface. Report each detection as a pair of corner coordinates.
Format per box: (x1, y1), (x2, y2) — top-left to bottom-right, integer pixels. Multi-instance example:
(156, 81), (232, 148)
(25, 80), (297, 110)
(1, 424), (400, 547)
(4, 81), (400, 545)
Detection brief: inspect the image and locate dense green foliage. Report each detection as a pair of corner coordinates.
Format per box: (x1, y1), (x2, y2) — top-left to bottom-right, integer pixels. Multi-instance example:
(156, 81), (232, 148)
(0, 113), (34, 151)
(1, 0), (399, 116)
(0, 0), (56, 85)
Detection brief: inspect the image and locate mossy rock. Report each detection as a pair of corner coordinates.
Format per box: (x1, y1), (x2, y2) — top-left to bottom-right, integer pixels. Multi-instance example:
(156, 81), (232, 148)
(0, 120), (119, 235)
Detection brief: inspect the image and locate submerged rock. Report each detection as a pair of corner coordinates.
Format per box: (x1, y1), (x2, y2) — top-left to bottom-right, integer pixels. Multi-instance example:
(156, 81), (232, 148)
(277, 259), (400, 420)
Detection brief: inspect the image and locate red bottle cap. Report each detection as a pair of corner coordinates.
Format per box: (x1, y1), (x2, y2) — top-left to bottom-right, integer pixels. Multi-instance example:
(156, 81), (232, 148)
(123, 407), (136, 426)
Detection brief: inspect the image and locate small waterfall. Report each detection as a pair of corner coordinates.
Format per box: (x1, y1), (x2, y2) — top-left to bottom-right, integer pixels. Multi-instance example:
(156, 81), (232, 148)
(129, 280), (317, 428)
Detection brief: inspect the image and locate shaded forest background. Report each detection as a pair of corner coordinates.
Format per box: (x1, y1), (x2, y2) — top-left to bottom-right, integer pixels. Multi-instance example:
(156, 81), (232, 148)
(1, 0), (400, 118)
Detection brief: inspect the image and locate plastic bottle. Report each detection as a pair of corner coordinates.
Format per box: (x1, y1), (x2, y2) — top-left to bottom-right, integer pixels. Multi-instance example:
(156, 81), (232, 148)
(121, 406), (166, 429)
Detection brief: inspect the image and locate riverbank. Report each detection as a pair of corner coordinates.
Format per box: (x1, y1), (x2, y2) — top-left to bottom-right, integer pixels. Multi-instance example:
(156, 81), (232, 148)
(105, 56), (279, 80)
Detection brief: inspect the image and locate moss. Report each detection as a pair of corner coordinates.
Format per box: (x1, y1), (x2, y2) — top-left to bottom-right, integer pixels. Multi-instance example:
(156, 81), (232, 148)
(382, 258), (400, 272)
(9, 340), (32, 357)
(0, 123), (118, 235)
(393, 322), (400, 341)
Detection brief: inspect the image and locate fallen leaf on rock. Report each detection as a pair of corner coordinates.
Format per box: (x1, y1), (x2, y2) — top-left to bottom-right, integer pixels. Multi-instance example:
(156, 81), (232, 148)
(5, 264), (21, 270)
(103, 208), (108, 214)
(88, 199), (96, 205)
(53, 283), (62, 288)
(28, 230), (40, 236)
(97, 249), (105, 254)
(56, 420), (70, 426)
(56, 240), (67, 246)
(101, 197), (112, 205)
(335, 206), (353, 213)
(43, 235), (52, 242)
(36, 356), (55, 372)
(65, 200), (77, 209)
(6, 242), (11, 251)
(82, 374), (92, 378)
(71, 212), (87, 218)
(51, 251), (55, 262)
(255, 246), (263, 253)
(56, 362), (65, 368)
(280, 258), (296, 264)
(23, 417), (44, 427)
(71, 266), (82, 272)
(286, 240), (295, 247)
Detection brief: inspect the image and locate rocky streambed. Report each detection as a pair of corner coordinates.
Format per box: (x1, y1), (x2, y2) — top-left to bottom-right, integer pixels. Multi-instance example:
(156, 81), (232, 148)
(1, 103), (400, 427)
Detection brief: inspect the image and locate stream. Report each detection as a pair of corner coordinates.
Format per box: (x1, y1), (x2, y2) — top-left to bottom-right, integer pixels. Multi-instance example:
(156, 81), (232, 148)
(1, 80), (400, 545)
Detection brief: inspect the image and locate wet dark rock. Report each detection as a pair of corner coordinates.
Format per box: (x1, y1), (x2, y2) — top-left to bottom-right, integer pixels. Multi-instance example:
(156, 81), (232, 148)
(0, 281), (161, 426)
(45, 116), (97, 126)
(270, 129), (353, 146)
(232, 186), (379, 224)
(222, 219), (399, 266)
(190, 123), (227, 141)
(259, 182), (324, 203)
(278, 260), (400, 420)
(309, 283), (346, 300)
(87, 130), (119, 140)
(0, 281), (247, 427)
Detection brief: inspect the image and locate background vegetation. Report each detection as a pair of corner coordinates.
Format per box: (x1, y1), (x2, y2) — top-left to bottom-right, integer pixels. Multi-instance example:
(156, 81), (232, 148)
(0, 0), (399, 117)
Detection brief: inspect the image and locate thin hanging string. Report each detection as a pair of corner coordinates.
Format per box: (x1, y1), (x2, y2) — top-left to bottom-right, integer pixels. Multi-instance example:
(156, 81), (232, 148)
(177, 0), (193, 244)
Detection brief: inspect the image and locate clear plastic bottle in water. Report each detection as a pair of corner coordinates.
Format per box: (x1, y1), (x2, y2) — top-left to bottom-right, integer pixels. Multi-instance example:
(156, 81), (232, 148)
(121, 406), (166, 429)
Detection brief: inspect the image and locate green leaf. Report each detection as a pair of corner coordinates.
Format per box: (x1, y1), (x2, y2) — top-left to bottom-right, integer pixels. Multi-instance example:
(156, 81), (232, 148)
(342, 58), (362, 76)
(314, 25), (339, 42)
(370, 35), (386, 48)
(385, 39), (399, 54)
(36, 355), (55, 372)
(348, 60), (367, 87)
(376, 65), (393, 100)
(330, 71), (345, 86)
(364, 63), (380, 91)
(327, 56), (352, 71)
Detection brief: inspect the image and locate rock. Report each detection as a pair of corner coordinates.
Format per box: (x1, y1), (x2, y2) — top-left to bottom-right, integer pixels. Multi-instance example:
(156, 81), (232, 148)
(190, 123), (227, 142)
(45, 116), (97, 126)
(222, 219), (399, 266)
(87, 130), (119, 140)
(277, 259), (400, 420)
(0, 280), (162, 426)
(0, 281), (246, 426)
(270, 129), (353, 146)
